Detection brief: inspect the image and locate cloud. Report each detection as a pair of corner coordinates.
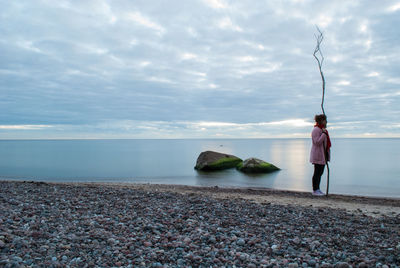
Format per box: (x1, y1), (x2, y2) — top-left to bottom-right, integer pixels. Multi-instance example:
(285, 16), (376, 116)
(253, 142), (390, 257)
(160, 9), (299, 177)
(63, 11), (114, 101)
(203, 0), (228, 9)
(336, 80), (351, 86)
(0, 125), (52, 130)
(126, 11), (165, 35)
(387, 2), (400, 12)
(0, 0), (399, 138)
(236, 63), (281, 76)
(366, 72), (379, 77)
(180, 52), (199, 61)
(16, 40), (43, 54)
(217, 17), (242, 32)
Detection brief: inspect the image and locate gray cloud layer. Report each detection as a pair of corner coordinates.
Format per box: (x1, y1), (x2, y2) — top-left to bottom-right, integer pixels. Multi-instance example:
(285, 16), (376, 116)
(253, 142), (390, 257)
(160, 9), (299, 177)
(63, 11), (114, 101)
(1, 0), (399, 138)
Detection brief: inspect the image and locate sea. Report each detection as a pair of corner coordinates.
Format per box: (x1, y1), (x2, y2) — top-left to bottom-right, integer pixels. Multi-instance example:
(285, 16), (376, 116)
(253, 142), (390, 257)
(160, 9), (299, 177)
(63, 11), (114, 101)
(0, 138), (399, 198)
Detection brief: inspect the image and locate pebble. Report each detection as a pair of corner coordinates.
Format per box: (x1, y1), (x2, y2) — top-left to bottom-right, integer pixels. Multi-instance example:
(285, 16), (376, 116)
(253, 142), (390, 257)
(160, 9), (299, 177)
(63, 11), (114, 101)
(336, 262), (350, 268)
(143, 241), (152, 247)
(237, 239), (245, 246)
(308, 259), (317, 267)
(358, 262), (368, 268)
(0, 181), (399, 267)
(13, 256), (23, 262)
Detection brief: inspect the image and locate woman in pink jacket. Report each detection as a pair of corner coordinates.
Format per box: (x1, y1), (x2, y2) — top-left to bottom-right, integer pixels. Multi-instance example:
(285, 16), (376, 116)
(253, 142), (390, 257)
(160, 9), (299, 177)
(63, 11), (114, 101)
(310, 114), (331, 196)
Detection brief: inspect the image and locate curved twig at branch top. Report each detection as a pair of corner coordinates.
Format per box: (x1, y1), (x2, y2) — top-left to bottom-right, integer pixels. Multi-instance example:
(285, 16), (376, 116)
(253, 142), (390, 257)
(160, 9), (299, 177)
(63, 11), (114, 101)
(313, 26), (326, 116)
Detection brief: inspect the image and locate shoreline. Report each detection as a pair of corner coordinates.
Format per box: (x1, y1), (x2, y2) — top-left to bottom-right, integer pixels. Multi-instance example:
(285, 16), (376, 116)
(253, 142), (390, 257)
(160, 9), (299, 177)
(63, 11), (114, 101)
(2, 177), (399, 200)
(9, 180), (400, 217)
(1, 181), (399, 267)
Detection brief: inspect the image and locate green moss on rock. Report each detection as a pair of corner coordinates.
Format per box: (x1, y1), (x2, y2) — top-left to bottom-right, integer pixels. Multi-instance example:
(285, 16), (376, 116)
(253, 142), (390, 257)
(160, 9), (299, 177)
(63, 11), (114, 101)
(237, 158), (280, 173)
(206, 157), (243, 171)
(195, 151), (243, 171)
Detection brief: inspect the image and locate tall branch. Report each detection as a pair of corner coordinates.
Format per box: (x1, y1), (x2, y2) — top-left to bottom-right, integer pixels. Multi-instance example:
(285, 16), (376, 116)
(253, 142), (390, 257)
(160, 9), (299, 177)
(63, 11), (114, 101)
(313, 26), (330, 197)
(313, 26), (326, 115)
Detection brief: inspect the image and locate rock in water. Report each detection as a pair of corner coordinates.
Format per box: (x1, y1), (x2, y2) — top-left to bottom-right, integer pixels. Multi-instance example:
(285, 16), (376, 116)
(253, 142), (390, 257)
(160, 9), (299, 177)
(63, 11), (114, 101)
(236, 158), (280, 173)
(194, 151), (242, 171)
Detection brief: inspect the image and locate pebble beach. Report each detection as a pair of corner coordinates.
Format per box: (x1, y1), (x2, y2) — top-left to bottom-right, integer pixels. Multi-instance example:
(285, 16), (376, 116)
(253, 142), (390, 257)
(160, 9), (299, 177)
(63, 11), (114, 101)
(0, 181), (399, 267)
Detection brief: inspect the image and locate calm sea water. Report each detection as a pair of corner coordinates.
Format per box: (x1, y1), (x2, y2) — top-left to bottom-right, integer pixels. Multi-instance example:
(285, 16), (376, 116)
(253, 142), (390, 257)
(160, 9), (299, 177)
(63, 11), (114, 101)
(0, 139), (399, 198)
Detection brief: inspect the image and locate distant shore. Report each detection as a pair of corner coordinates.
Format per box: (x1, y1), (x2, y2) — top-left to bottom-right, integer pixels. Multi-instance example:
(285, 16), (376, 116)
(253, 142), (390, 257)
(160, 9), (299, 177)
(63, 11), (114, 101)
(1, 181), (399, 267)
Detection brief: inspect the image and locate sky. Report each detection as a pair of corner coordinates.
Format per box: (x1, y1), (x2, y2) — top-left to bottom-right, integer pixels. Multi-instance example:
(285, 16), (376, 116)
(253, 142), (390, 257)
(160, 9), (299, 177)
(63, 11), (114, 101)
(1, 0), (400, 139)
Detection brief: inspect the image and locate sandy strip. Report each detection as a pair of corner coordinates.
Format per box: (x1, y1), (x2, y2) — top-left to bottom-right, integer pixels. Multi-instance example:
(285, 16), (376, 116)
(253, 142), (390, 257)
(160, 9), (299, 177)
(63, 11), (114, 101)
(49, 182), (400, 218)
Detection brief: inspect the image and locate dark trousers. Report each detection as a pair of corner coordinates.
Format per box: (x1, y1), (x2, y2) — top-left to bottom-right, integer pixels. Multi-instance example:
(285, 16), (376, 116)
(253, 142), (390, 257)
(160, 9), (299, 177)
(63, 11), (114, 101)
(312, 164), (325, 191)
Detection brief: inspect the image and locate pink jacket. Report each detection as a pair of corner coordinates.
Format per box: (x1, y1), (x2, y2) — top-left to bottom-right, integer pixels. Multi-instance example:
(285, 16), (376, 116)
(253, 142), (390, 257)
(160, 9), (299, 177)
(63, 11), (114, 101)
(310, 127), (330, 165)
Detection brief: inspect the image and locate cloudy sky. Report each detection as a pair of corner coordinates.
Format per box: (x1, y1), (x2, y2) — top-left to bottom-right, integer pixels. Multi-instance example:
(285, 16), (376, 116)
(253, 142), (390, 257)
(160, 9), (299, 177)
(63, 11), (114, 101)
(1, 0), (400, 139)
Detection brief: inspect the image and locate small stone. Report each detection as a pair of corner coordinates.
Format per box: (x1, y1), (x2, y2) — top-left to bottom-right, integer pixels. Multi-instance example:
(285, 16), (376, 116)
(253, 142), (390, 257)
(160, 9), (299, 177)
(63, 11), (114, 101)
(288, 263), (299, 268)
(237, 239), (245, 246)
(336, 262), (350, 268)
(143, 241), (152, 247)
(13, 256), (23, 263)
(386, 255), (394, 263)
(357, 262), (367, 268)
(107, 238), (116, 244)
(51, 257), (57, 262)
(378, 256), (386, 262)
(210, 236), (217, 243)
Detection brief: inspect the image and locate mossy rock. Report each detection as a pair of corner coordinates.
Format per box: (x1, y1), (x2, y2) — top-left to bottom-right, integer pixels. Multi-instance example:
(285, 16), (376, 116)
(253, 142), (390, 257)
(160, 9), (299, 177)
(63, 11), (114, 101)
(195, 151), (243, 171)
(237, 157), (280, 173)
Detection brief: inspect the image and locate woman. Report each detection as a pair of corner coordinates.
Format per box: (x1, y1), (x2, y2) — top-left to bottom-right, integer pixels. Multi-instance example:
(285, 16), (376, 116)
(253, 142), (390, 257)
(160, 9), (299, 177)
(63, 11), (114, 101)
(310, 114), (331, 196)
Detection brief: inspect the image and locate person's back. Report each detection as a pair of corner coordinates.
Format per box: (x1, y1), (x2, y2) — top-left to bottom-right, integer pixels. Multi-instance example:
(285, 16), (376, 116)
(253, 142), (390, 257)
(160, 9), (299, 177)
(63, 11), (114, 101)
(310, 126), (327, 165)
(310, 114), (331, 196)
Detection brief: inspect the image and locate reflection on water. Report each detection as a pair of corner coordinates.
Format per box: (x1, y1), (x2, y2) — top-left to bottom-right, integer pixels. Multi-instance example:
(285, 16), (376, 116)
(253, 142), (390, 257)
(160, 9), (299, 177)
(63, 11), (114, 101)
(286, 140), (309, 191)
(268, 139), (311, 191)
(270, 142), (284, 165)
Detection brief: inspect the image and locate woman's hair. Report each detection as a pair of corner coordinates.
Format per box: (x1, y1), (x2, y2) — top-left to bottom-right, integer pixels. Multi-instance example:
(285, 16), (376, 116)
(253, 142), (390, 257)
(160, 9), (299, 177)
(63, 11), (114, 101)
(314, 114), (327, 124)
